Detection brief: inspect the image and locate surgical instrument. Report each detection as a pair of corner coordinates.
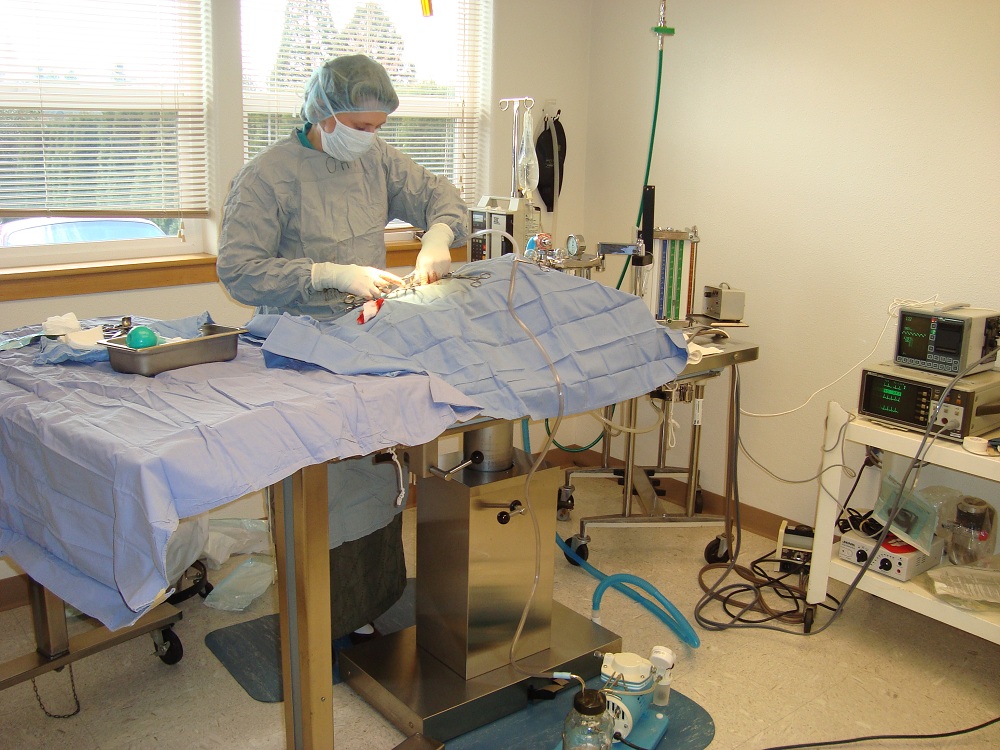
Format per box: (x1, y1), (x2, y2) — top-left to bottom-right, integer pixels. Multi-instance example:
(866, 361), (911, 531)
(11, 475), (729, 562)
(343, 271), (421, 308)
(442, 270), (491, 287)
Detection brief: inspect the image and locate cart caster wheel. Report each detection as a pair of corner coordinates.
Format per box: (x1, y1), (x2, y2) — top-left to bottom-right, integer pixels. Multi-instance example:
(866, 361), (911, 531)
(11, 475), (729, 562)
(155, 627), (184, 665)
(803, 605), (815, 634)
(557, 487), (575, 517)
(694, 489), (704, 514)
(704, 535), (730, 564)
(563, 536), (590, 566)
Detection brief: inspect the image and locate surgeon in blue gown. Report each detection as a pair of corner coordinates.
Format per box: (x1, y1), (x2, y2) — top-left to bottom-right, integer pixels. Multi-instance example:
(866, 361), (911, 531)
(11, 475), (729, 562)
(217, 54), (468, 645)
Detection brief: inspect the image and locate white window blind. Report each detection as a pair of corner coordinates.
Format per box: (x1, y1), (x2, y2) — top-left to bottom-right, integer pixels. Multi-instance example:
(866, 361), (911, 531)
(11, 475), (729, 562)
(0, 0), (210, 219)
(240, 0), (491, 204)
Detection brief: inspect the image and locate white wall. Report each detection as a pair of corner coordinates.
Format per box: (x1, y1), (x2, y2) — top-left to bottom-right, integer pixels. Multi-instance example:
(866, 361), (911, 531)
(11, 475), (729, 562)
(488, 1), (592, 239)
(578, 0), (1000, 523)
(486, 1), (597, 456)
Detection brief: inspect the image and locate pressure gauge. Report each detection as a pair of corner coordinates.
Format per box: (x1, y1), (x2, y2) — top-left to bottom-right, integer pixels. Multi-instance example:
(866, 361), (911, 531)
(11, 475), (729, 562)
(566, 234), (586, 257)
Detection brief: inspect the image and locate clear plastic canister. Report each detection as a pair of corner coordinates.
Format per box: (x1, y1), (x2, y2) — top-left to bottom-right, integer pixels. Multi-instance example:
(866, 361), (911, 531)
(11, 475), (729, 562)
(947, 496), (995, 566)
(562, 688), (614, 750)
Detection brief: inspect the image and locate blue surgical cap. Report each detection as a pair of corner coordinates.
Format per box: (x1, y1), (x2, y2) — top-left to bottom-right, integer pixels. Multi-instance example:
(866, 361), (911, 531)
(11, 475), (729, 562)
(300, 55), (400, 123)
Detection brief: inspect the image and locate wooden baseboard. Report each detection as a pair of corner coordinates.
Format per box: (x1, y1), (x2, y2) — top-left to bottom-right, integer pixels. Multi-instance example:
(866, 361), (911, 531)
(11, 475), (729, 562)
(0, 573), (29, 612)
(694, 484), (785, 541)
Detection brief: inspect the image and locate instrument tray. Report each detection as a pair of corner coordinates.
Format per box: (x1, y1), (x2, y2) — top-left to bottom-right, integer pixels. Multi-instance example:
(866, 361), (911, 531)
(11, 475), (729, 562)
(103, 324), (247, 376)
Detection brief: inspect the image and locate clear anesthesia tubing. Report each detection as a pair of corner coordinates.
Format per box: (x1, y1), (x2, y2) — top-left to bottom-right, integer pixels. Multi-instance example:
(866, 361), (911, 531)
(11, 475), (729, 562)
(467, 229), (578, 684)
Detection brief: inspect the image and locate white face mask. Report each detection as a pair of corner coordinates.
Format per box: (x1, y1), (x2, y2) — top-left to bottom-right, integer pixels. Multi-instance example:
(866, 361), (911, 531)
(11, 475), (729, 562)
(320, 114), (376, 162)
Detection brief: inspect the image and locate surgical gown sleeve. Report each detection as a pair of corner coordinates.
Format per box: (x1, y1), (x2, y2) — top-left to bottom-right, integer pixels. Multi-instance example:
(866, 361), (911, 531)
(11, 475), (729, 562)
(217, 136), (318, 312)
(383, 142), (469, 246)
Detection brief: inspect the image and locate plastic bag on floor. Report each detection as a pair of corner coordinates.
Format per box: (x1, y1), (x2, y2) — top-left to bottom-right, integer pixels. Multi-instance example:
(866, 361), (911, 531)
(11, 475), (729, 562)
(204, 554), (274, 612)
(202, 518), (271, 569)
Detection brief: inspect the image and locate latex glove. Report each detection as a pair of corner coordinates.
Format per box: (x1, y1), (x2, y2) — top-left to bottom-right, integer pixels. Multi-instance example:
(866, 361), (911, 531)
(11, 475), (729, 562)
(311, 262), (403, 298)
(414, 223), (455, 283)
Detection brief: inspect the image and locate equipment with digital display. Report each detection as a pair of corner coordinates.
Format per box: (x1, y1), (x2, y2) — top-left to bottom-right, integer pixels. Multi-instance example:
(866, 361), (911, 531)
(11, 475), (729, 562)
(858, 362), (1000, 441)
(894, 303), (1000, 375)
(469, 195), (541, 261)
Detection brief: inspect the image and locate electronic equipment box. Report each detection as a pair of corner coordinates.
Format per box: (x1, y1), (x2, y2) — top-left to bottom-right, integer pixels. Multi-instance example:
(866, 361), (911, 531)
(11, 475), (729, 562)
(895, 304), (1000, 375)
(703, 284), (745, 322)
(776, 520), (813, 574)
(469, 196), (541, 261)
(838, 529), (944, 582)
(858, 362), (1000, 441)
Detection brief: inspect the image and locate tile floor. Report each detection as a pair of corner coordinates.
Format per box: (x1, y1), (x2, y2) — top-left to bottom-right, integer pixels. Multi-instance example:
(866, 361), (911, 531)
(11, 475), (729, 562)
(1, 477), (998, 749)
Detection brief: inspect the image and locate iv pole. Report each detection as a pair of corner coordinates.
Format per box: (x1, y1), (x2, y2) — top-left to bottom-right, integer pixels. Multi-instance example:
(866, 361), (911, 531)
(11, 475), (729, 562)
(498, 97), (534, 198)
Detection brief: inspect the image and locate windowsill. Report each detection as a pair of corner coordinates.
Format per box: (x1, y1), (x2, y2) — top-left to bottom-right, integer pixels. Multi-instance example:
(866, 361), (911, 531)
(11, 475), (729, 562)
(0, 243), (469, 302)
(0, 254), (220, 303)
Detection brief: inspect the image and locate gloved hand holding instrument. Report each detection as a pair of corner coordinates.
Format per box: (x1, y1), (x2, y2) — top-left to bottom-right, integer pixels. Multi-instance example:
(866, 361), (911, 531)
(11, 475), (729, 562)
(414, 223), (454, 283)
(311, 263), (403, 299)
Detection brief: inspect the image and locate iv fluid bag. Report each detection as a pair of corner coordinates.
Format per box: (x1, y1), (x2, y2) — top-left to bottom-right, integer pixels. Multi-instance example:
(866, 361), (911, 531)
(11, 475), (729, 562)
(517, 110), (539, 202)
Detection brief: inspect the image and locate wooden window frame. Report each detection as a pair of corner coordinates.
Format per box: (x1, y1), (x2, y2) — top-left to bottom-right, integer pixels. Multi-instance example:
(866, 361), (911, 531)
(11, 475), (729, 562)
(0, 242), (467, 302)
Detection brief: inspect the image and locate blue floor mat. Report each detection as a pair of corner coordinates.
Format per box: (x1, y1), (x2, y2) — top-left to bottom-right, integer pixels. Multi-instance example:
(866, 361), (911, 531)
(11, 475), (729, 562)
(205, 611), (285, 702)
(204, 577), (416, 702)
(448, 678), (714, 750)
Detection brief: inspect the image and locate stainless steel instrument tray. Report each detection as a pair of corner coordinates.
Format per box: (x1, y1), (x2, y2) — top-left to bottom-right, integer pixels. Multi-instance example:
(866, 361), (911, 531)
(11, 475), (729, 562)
(102, 323), (247, 376)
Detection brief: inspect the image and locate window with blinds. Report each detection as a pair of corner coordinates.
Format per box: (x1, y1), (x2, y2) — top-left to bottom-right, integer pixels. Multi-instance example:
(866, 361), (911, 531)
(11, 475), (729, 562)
(0, 1), (491, 266)
(0, 0), (209, 221)
(241, 0), (491, 205)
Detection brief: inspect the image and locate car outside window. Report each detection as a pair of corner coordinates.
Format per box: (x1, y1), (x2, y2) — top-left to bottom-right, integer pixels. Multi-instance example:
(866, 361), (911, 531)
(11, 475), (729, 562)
(0, 218), (168, 247)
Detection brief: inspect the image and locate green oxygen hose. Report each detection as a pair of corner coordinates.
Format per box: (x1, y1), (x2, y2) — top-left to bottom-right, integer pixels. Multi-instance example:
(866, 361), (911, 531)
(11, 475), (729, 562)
(524, 416), (601, 455)
(544, 410), (610, 452)
(635, 44), (665, 231)
(617, 40), (667, 291)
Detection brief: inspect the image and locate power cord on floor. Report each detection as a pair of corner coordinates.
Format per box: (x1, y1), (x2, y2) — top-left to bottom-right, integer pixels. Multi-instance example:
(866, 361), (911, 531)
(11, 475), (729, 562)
(694, 367), (842, 634)
(698, 454), (881, 629)
(701, 443), (1000, 746)
(697, 551), (840, 628)
(698, 367), (940, 636)
(757, 713), (1000, 750)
